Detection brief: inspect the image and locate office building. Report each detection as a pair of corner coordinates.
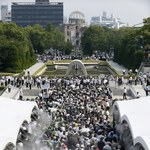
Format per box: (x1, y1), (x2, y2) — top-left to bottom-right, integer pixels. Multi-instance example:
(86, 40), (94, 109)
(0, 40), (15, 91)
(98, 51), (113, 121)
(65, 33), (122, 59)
(90, 11), (127, 29)
(1, 5), (11, 22)
(11, 0), (63, 27)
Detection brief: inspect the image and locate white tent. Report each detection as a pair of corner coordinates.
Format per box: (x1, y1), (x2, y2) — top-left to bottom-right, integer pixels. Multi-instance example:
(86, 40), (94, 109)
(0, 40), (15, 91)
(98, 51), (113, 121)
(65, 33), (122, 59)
(113, 96), (150, 120)
(134, 136), (150, 150)
(121, 114), (150, 139)
(112, 96), (150, 149)
(0, 137), (15, 150)
(0, 96), (38, 149)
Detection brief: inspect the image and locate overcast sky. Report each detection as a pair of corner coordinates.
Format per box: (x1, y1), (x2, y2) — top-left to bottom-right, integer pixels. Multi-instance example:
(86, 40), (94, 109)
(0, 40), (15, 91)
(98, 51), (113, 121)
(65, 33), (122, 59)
(0, 0), (150, 26)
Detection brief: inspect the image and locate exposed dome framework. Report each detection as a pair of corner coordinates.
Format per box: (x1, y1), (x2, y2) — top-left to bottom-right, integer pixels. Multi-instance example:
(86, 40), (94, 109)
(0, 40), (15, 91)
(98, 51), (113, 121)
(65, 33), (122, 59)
(69, 11), (85, 20)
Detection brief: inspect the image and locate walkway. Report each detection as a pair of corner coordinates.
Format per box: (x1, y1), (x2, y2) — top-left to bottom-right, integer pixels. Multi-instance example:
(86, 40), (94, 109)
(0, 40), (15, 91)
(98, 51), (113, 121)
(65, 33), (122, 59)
(1, 61), (146, 100)
(107, 60), (128, 75)
(1, 63), (45, 99)
(1, 86), (20, 99)
(25, 62), (45, 76)
(107, 60), (146, 98)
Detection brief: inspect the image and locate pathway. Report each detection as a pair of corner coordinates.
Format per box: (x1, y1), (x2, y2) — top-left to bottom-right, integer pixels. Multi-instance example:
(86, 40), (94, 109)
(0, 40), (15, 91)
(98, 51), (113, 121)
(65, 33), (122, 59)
(107, 60), (128, 75)
(1, 61), (146, 100)
(25, 62), (45, 76)
(1, 63), (45, 99)
(1, 86), (20, 99)
(107, 61), (146, 98)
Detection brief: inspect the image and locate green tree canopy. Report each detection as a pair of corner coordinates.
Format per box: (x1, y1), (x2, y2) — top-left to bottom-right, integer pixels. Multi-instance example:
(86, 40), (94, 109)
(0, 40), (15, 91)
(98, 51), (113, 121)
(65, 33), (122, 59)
(0, 23), (36, 72)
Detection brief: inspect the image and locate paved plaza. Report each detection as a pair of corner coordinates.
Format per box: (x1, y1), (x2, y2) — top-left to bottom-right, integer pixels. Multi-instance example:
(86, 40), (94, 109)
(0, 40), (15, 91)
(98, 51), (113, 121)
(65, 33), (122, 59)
(1, 60), (146, 100)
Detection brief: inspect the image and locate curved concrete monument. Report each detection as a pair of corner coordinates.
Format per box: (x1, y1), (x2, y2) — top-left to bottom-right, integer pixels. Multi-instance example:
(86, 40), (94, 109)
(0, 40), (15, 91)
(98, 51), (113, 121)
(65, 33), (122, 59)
(66, 59), (87, 77)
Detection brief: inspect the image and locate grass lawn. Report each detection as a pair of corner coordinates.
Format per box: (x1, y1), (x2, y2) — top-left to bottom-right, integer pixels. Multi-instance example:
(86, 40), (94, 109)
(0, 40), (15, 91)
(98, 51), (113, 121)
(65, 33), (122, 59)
(0, 73), (15, 76)
(54, 60), (100, 63)
(45, 60), (108, 67)
(45, 60), (54, 65)
(32, 64), (46, 77)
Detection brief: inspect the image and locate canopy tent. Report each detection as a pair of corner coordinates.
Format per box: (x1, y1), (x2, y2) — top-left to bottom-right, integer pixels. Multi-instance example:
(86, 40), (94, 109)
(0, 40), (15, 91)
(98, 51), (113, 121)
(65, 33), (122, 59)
(112, 96), (150, 149)
(134, 136), (150, 150)
(0, 116), (28, 148)
(112, 96), (150, 122)
(0, 137), (15, 150)
(0, 96), (38, 123)
(121, 114), (150, 139)
(0, 96), (38, 149)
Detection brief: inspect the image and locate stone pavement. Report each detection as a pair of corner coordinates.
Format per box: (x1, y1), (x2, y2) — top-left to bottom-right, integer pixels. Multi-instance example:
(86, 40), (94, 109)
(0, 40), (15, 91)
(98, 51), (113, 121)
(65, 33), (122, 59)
(107, 61), (146, 99)
(1, 61), (146, 100)
(1, 86), (20, 99)
(1, 63), (45, 99)
(25, 62), (45, 76)
(107, 60), (128, 75)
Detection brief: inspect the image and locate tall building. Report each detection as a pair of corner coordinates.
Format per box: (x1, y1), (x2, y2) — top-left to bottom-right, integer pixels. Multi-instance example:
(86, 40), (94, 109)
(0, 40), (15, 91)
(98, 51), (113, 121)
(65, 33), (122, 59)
(64, 11), (86, 51)
(90, 11), (127, 29)
(11, 0), (63, 27)
(1, 5), (11, 22)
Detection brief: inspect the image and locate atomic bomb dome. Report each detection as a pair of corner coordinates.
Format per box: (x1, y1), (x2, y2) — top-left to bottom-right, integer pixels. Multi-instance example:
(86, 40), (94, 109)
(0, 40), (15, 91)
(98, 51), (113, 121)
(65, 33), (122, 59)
(69, 11), (85, 25)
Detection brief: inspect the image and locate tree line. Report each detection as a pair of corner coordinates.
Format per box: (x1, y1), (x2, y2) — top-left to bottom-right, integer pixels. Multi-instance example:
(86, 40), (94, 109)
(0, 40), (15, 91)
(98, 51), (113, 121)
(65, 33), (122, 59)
(0, 22), (72, 72)
(81, 17), (150, 70)
(0, 18), (149, 72)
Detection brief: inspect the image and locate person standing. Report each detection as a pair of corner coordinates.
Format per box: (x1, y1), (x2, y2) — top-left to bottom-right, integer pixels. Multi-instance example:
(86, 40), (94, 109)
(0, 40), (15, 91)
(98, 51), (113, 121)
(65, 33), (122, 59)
(123, 87), (127, 99)
(8, 83), (11, 93)
(136, 92), (140, 98)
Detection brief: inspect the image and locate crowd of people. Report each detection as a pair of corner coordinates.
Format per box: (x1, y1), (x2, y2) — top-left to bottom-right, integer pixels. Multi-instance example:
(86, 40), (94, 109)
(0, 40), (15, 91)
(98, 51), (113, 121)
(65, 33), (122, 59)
(13, 75), (121, 150)
(0, 68), (150, 149)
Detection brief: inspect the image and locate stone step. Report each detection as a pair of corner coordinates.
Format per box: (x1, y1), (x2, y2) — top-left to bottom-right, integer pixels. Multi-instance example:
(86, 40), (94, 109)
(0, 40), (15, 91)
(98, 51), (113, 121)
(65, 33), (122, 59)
(23, 89), (41, 96)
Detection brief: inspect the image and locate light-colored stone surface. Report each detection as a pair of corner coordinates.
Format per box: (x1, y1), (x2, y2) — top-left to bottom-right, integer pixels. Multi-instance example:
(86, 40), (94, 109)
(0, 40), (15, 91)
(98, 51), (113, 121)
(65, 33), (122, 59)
(1, 87), (20, 99)
(107, 60), (128, 75)
(25, 63), (45, 76)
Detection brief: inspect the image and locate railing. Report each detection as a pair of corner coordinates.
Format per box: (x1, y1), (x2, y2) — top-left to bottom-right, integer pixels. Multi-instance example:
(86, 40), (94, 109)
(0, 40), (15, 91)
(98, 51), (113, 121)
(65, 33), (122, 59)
(0, 86), (7, 96)
(12, 87), (22, 100)
(138, 62), (150, 74)
(128, 85), (137, 99)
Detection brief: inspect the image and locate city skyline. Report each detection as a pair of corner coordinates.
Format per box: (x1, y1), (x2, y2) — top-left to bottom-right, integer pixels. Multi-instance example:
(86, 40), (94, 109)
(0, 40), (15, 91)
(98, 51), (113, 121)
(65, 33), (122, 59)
(0, 0), (150, 26)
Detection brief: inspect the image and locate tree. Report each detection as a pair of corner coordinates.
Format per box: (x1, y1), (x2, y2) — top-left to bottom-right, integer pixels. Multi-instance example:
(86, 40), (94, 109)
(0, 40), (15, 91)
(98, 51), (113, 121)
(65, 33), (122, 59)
(81, 25), (118, 55)
(25, 24), (46, 54)
(0, 22), (36, 72)
(64, 41), (73, 55)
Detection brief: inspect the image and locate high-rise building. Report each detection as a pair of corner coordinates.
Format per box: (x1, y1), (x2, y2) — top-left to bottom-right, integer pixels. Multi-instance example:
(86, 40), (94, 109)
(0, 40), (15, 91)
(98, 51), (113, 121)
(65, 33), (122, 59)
(1, 5), (8, 22)
(1, 5), (11, 22)
(11, 0), (63, 27)
(90, 11), (127, 29)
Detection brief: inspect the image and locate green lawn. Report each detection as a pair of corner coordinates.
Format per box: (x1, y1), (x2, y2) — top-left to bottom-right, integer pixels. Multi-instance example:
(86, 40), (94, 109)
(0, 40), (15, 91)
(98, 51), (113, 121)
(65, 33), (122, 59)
(54, 60), (100, 63)
(0, 73), (15, 76)
(45, 60), (107, 66)
(45, 60), (54, 65)
(32, 64), (46, 77)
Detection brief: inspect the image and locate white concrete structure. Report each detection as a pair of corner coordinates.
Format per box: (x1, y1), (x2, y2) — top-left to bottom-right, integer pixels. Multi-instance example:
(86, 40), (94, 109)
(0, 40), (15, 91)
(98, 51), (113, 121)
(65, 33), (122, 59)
(66, 59), (87, 76)
(90, 11), (127, 29)
(0, 96), (38, 149)
(112, 96), (150, 149)
(1, 5), (11, 22)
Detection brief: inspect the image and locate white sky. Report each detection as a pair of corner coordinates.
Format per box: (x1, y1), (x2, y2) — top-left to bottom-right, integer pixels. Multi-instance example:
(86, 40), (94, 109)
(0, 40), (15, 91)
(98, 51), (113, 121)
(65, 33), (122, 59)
(0, 0), (150, 26)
